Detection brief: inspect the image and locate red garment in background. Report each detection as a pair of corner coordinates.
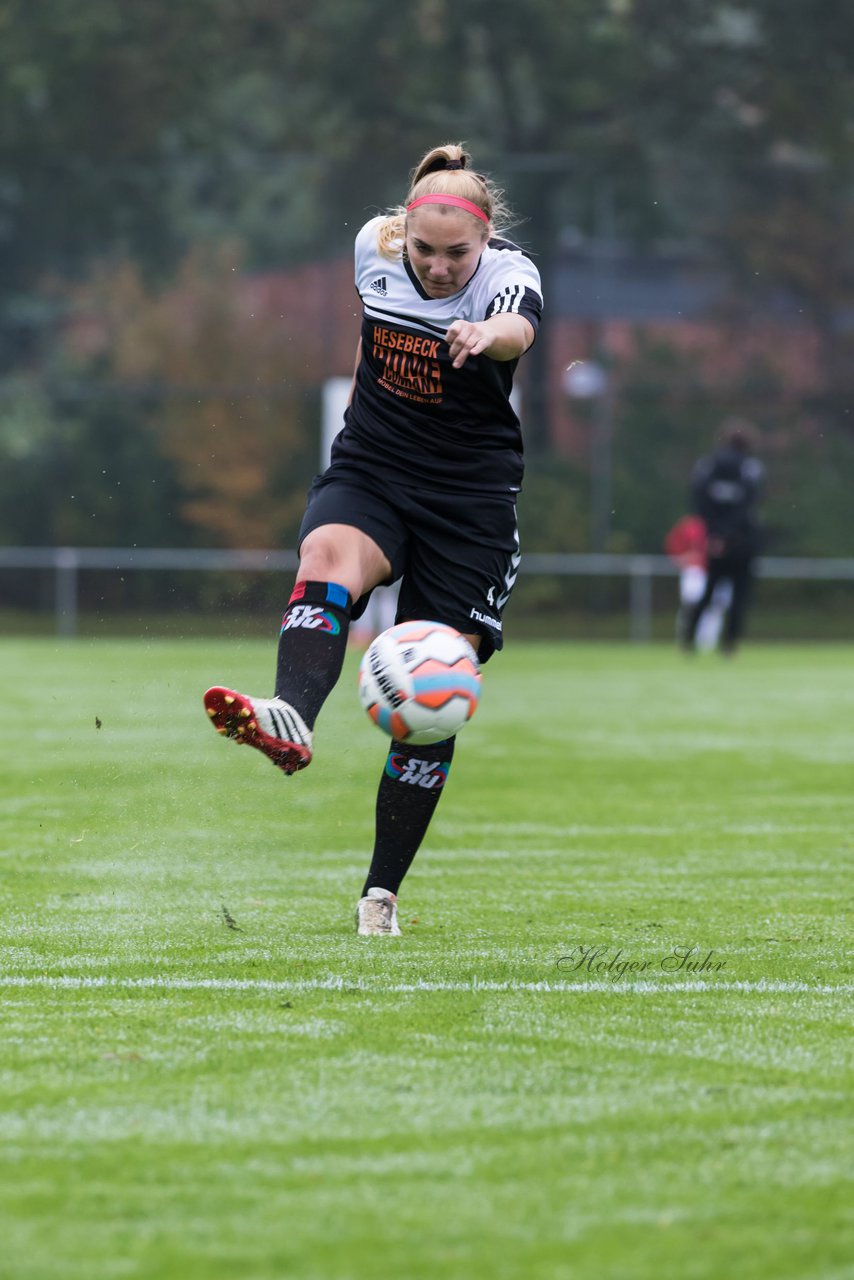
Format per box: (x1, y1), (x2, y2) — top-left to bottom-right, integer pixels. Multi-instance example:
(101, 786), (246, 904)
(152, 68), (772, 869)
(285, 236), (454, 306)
(664, 515), (708, 569)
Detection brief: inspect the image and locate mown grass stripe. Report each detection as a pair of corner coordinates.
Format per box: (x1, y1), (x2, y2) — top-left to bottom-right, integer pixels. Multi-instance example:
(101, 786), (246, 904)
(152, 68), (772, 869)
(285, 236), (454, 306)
(0, 975), (849, 995)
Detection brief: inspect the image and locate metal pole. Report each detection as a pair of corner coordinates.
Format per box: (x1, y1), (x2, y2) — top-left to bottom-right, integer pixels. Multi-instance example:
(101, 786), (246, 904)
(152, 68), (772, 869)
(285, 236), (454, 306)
(590, 385), (613, 555)
(55, 546), (79, 638)
(629, 557), (653, 643)
(590, 182), (616, 555)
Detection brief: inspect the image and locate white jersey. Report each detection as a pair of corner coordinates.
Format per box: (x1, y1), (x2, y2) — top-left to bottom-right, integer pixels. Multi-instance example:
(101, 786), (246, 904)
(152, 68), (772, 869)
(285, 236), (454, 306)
(329, 215), (543, 494)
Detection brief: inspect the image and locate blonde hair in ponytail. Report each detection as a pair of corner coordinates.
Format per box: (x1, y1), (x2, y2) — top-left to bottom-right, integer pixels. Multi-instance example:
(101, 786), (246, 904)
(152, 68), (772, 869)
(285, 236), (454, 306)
(376, 142), (514, 260)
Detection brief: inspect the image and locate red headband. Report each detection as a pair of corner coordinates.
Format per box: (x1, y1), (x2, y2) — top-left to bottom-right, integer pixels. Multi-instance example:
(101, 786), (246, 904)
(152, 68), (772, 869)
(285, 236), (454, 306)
(406, 193), (490, 225)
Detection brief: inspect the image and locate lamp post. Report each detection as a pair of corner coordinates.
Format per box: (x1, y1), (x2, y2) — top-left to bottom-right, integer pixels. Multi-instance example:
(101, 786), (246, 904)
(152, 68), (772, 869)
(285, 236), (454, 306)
(563, 359), (613, 554)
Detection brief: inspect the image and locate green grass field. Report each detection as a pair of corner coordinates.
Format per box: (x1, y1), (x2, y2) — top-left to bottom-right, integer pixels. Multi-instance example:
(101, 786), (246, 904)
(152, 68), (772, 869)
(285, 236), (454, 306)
(1, 637), (852, 1280)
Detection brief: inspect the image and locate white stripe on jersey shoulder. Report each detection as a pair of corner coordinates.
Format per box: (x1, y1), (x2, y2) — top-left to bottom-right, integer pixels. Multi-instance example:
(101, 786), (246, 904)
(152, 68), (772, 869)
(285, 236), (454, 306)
(362, 301), (448, 338)
(474, 241), (542, 309)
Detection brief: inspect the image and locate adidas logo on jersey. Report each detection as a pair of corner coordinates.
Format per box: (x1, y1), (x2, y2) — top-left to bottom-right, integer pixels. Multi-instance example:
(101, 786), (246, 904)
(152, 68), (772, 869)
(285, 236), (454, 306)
(369, 276), (388, 296)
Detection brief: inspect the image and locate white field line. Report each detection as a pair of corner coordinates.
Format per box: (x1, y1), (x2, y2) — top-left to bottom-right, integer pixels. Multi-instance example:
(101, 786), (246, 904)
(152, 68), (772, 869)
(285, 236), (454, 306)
(0, 975), (850, 996)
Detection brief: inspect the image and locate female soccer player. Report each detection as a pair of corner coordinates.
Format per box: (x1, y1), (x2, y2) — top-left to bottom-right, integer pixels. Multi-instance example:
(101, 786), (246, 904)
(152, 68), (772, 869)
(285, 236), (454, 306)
(204, 142), (543, 935)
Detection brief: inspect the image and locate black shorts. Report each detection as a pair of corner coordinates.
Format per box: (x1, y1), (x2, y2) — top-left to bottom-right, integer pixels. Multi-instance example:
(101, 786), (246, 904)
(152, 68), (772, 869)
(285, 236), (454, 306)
(298, 466), (520, 662)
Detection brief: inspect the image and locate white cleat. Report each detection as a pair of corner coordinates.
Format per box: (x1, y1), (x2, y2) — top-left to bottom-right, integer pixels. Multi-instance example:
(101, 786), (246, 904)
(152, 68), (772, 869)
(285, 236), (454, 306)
(356, 887), (402, 937)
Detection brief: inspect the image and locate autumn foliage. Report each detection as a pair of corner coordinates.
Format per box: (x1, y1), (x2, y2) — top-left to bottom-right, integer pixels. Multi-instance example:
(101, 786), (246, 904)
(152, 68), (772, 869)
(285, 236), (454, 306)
(66, 246), (315, 547)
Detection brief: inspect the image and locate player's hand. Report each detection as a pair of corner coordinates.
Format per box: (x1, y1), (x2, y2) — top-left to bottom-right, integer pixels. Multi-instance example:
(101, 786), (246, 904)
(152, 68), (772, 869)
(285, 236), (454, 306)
(445, 314), (534, 367)
(445, 319), (493, 369)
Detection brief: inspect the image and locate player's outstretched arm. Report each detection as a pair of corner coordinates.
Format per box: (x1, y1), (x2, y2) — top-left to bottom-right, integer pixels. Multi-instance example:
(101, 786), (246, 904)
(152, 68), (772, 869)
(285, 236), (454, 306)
(347, 338), (363, 405)
(445, 315), (535, 369)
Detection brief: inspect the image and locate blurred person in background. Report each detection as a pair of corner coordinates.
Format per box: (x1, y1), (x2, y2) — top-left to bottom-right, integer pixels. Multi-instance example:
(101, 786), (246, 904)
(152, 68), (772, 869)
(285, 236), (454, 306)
(202, 142), (542, 936)
(664, 514), (733, 652)
(683, 418), (764, 655)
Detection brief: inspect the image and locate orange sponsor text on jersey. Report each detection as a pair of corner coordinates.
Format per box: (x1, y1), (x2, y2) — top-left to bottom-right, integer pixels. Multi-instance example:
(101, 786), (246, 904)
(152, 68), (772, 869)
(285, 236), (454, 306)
(372, 326), (440, 360)
(372, 326), (442, 399)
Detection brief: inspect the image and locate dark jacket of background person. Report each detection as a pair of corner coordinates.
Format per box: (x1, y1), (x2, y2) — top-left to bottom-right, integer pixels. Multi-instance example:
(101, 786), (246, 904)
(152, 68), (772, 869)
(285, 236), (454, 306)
(691, 424), (765, 559)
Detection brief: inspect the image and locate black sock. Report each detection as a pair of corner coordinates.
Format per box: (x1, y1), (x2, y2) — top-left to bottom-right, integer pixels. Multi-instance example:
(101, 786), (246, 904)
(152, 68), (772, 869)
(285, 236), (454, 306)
(361, 736), (456, 898)
(274, 580), (352, 727)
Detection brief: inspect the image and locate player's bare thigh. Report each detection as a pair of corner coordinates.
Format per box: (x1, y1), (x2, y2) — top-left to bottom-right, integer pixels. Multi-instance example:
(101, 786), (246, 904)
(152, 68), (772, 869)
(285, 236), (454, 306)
(299, 524), (391, 602)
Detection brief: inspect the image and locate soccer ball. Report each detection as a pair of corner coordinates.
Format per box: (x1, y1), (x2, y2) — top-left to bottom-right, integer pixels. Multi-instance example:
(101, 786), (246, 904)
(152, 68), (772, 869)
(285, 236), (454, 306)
(358, 621), (482, 744)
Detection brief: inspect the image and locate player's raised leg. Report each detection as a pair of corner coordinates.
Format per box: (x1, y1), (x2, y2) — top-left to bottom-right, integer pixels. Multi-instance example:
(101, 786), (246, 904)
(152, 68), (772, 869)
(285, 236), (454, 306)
(204, 523), (390, 776)
(203, 579), (351, 774)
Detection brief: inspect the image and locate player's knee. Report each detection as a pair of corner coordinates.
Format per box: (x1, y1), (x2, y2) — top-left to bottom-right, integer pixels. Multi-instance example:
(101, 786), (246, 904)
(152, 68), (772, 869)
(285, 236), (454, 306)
(298, 529), (360, 592)
(300, 526), (389, 596)
(299, 534), (342, 580)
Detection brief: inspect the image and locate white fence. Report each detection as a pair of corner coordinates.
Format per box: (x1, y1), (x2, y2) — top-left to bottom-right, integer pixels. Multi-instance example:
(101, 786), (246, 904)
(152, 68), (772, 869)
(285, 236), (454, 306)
(2, 546), (853, 640)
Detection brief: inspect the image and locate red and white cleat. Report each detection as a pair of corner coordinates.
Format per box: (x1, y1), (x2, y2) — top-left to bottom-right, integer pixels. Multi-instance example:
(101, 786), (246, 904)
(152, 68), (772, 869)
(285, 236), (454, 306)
(203, 686), (313, 775)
